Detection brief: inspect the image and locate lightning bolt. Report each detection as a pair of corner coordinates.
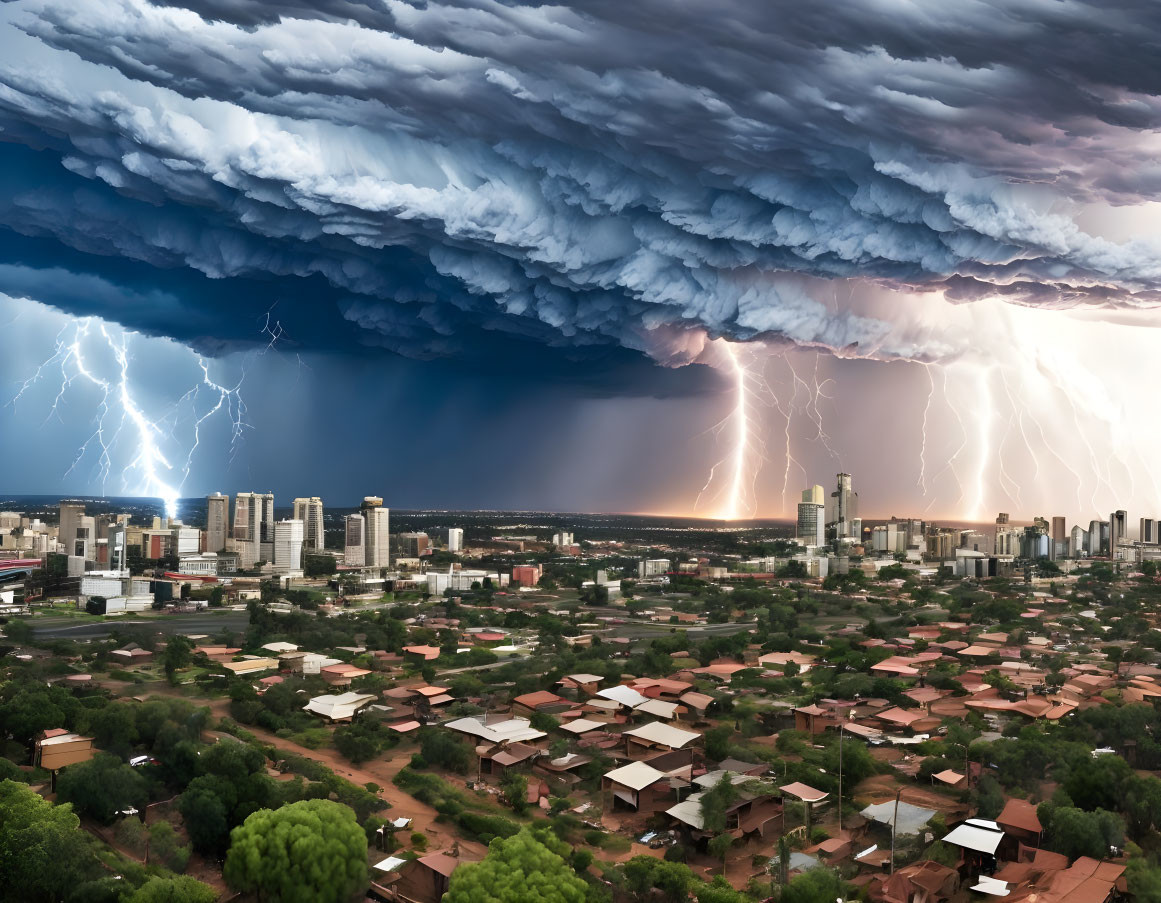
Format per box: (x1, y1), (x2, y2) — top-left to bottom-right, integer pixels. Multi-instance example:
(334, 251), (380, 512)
(9, 315), (250, 518)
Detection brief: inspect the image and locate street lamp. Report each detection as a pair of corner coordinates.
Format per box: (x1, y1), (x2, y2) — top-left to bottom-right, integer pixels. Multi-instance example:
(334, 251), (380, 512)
(837, 723), (846, 833)
(889, 787), (904, 875)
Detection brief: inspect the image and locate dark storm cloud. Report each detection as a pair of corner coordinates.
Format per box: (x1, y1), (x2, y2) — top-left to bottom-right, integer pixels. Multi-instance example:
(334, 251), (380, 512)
(1, 0), (1161, 372)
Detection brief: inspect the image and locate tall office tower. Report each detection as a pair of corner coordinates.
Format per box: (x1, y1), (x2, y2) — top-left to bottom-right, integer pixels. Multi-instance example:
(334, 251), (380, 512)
(825, 473), (858, 539)
(996, 513), (1010, 526)
(1110, 510), (1128, 558)
(796, 486), (825, 546)
(58, 502), (85, 558)
(292, 497), (325, 551)
(274, 519), (305, 571)
(233, 492), (274, 541)
(398, 532), (431, 557)
(1088, 520), (1110, 556)
(1142, 518), (1159, 545)
(553, 531), (575, 547)
(447, 528), (463, 553)
(344, 514), (366, 567)
(206, 493), (229, 552)
(1051, 517), (1067, 560)
(361, 497), (390, 568)
(1070, 525), (1089, 558)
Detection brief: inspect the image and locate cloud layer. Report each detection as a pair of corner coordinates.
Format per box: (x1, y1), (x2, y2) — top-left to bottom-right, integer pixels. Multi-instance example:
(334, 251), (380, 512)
(2, 0), (1161, 372)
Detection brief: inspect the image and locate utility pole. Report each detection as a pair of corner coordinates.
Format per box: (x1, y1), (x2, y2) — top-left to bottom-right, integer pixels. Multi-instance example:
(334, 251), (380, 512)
(890, 787), (903, 875)
(837, 724), (845, 833)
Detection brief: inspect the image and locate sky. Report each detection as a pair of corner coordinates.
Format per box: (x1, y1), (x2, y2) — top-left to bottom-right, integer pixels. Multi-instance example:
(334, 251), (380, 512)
(1, 0), (1161, 522)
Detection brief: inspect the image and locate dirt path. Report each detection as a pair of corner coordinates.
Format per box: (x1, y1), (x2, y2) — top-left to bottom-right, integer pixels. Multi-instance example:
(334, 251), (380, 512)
(129, 686), (487, 860)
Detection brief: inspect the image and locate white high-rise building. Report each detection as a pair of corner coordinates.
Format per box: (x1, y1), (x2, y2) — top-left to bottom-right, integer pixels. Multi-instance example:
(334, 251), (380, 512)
(553, 531), (574, 547)
(174, 527), (201, 556)
(293, 497), (325, 552)
(447, 527), (463, 554)
(58, 502), (85, 559)
(796, 485), (825, 547)
(274, 519), (305, 573)
(362, 497), (390, 568)
(344, 514), (365, 567)
(234, 491), (275, 567)
(206, 493), (229, 552)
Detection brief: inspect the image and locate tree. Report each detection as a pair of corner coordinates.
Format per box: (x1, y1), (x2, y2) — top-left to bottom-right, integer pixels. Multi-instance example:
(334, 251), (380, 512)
(622, 856), (696, 903)
(56, 753), (148, 824)
(1127, 856), (1161, 903)
(208, 585), (224, 608)
(224, 800), (367, 903)
(780, 867), (848, 903)
(418, 728), (474, 773)
(163, 635), (194, 684)
(178, 788), (229, 856)
(501, 771), (529, 815)
(445, 827), (588, 903)
(1039, 804), (1124, 859)
(0, 779), (97, 902)
(125, 876), (217, 903)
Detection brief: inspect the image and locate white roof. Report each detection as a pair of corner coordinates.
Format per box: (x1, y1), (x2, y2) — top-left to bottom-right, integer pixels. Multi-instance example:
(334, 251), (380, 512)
(302, 692), (377, 720)
(694, 770), (754, 789)
(860, 801), (937, 835)
(971, 877), (1010, 897)
(262, 641), (299, 653)
(943, 821), (1005, 855)
(623, 721), (700, 749)
(373, 856), (408, 873)
(597, 685), (649, 708)
(559, 718), (606, 734)
(666, 793), (706, 829)
(565, 673), (604, 684)
(604, 760), (667, 791)
(444, 717), (547, 744)
(635, 699), (680, 719)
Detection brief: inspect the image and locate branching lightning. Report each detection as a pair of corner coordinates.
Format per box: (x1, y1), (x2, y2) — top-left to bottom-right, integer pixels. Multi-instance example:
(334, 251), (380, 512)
(8, 315), (248, 517)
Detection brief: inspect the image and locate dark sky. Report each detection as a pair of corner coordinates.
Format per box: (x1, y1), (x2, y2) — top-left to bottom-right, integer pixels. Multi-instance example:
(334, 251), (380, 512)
(2, 0), (1161, 519)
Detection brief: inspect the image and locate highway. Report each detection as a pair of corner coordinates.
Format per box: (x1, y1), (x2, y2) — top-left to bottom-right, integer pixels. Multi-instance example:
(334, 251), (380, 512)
(31, 610), (250, 640)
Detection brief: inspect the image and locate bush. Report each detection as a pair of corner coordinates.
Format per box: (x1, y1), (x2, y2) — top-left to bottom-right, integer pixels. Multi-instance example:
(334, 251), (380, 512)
(410, 831), (428, 851)
(572, 849), (594, 872)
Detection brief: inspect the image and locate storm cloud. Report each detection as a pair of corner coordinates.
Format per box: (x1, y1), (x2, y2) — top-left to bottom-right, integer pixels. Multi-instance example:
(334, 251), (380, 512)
(2, 0), (1161, 372)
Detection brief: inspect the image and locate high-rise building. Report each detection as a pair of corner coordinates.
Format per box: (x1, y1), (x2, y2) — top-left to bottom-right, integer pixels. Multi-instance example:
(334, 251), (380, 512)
(1142, 518), (1159, 545)
(344, 514), (365, 567)
(292, 497), (325, 552)
(1110, 510), (1128, 558)
(1088, 520), (1109, 556)
(361, 497), (390, 568)
(996, 513), (1010, 525)
(825, 473), (858, 540)
(274, 519), (304, 572)
(1070, 525), (1089, 558)
(174, 526), (201, 556)
(1051, 517), (1067, 561)
(233, 492), (275, 568)
(553, 531), (575, 547)
(206, 493), (229, 552)
(447, 528), (463, 553)
(58, 502), (85, 558)
(796, 487), (825, 547)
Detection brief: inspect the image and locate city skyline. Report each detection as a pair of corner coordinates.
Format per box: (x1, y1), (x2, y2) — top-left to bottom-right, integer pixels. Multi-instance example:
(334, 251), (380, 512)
(3, 2), (1161, 520)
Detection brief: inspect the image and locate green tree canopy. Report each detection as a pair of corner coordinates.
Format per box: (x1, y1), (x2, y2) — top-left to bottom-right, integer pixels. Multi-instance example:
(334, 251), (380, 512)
(445, 827), (588, 903)
(0, 780), (98, 902)
(780, 867), (849, 903)
(125, 876), (218, 903)
(56, 753), (148, 824)
(223, 799), (368, 903)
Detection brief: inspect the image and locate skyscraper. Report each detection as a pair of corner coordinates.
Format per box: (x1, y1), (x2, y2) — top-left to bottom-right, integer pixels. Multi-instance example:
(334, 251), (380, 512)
(1051, 516), (1067, 561)
(344, 514), (365, 567)
(448, 527), (463, 553)
(796, 485), (825, 546)
(58, 501), (84, 558)
(206, 492), (229, 553)
(234, 491), (275, 568)
(292, 497), (325, 552)
(1110, 510), (1128, 559)
(825, 473), (858, 540)
(361, 497), (390, 568)
(274, 519), (305, 572)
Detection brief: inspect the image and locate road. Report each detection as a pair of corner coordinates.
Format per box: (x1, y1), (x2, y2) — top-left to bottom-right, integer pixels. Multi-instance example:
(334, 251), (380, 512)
(31, 610), (250, 640)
